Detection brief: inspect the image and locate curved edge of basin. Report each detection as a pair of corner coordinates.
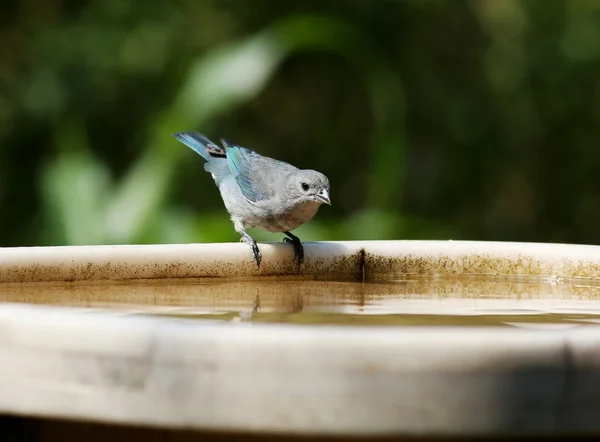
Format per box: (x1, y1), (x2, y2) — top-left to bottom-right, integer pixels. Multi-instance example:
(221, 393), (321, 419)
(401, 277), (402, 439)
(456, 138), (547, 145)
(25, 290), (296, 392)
(0, 302), (596, 436)
(1, 240), (600, 283)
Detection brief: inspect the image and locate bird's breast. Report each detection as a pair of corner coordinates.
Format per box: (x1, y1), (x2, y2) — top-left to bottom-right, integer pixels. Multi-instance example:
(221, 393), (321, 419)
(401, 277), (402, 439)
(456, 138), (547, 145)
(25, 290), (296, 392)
(257, 200), (321, 233)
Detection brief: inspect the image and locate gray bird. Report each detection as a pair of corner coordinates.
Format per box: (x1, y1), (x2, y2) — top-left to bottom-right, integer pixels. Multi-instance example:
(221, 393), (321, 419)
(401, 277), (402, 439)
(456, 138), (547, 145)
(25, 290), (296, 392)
(173, 132), (331, 269)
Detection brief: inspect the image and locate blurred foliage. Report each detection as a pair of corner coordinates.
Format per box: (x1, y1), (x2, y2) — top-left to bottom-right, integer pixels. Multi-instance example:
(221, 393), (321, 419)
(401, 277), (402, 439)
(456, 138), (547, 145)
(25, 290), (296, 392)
(2, 0), (600, 247)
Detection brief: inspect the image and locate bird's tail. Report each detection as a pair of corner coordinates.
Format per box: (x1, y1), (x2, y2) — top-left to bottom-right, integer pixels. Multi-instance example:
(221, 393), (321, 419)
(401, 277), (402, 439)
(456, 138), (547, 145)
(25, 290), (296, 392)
(172, 132), (224, 161)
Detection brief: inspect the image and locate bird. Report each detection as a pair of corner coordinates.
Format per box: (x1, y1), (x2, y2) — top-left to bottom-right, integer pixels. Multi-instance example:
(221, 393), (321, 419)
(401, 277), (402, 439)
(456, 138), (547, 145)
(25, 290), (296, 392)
(173, 132), (331, 270)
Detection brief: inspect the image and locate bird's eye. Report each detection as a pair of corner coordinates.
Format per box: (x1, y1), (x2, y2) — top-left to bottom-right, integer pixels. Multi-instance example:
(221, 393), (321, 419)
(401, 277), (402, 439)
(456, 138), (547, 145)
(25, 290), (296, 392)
(301, 182), (309, 191)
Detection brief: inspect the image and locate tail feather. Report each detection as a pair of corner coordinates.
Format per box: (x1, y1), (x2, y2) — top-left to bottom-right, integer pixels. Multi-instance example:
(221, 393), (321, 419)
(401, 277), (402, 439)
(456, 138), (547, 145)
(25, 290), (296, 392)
(172, 132), (222, 161)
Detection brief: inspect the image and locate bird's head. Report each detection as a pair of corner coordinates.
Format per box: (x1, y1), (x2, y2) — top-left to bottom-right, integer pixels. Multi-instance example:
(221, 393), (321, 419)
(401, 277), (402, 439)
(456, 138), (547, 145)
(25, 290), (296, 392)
(287, 170), (331, 206)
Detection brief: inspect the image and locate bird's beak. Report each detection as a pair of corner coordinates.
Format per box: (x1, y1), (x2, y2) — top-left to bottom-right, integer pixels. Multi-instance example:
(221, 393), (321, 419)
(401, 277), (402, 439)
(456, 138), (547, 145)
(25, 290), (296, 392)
(315, 189), (331, 205)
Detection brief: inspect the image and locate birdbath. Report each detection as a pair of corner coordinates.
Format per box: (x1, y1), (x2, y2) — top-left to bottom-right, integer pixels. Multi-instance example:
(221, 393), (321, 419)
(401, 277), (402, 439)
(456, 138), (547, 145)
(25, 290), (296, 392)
(1, 240), (600, 440)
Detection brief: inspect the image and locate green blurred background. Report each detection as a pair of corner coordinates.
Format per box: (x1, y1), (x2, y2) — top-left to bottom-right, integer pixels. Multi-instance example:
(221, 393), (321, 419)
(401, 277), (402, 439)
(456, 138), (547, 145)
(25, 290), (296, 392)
(1, 0), (600, 248)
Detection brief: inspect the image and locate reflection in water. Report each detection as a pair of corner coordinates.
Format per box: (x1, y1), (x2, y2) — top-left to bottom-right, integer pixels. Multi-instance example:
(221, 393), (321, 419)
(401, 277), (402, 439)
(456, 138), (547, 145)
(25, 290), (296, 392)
(1, 275), (600, 327)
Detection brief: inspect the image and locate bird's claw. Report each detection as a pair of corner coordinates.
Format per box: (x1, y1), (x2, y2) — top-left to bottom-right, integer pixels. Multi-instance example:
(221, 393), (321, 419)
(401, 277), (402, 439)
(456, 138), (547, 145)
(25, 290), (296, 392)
(250, 241), (262, 270)
(283, 236), (304, 269)
(241, 234), (262, 270)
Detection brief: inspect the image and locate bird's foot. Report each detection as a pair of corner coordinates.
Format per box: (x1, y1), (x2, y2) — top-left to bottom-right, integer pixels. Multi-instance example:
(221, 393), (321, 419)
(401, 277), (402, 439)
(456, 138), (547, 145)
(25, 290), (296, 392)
(250, 240), (262, 270)
(240, 232), (262, 270)
(283, 232), (304, 270)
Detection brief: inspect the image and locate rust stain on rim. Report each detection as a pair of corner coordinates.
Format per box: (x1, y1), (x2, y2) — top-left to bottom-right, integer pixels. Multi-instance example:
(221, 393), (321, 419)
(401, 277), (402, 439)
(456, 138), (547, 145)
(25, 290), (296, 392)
(1, 240), (600, 284)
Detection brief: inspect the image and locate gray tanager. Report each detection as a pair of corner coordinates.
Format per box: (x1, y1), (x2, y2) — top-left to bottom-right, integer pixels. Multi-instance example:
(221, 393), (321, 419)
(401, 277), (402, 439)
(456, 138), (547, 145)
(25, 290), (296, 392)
(173, 132), (331, 269)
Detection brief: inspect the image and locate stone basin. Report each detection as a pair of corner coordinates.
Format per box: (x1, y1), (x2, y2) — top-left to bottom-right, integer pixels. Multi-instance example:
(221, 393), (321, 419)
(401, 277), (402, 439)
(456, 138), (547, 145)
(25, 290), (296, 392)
(1, 240), (600, 440)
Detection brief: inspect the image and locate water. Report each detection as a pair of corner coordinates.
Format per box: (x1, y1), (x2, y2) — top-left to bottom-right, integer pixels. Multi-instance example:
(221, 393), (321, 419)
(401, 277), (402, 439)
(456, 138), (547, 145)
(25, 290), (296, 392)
(1, 274), (600, 328)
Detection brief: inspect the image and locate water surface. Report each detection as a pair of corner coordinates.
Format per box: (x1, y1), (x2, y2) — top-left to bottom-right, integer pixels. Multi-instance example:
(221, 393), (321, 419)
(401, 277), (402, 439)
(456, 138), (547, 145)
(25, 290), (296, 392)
(1, 275), (600, 327)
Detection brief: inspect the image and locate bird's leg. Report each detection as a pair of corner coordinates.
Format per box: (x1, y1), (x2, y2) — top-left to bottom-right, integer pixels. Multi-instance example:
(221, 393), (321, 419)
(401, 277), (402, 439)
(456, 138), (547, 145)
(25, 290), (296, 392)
(283, 231), (304, 268)
(239, 229), (262, 270)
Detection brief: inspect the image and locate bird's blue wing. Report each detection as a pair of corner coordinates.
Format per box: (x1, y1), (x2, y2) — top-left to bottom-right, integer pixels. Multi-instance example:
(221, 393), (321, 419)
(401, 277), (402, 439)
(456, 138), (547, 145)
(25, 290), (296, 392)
(225, 145), (269, 202)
